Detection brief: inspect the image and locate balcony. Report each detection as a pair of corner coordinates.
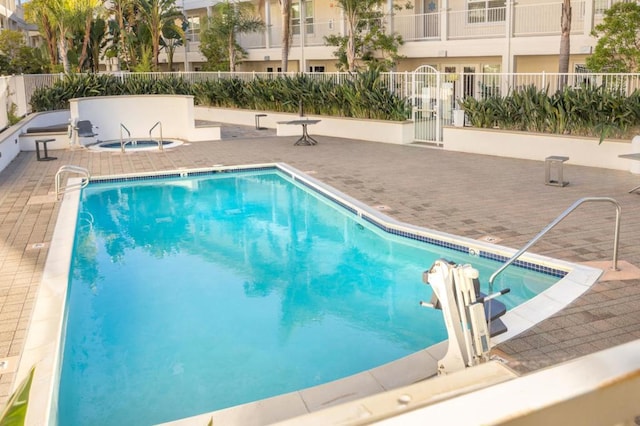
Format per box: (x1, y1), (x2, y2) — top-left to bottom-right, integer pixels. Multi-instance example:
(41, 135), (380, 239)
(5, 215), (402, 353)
(233, 0), (589, 51)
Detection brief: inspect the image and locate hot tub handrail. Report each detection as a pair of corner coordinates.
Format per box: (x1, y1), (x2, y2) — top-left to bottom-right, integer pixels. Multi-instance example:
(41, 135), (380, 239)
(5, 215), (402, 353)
(120, 123), (132, 153)
(149, 121), (163, 152)
(489, 197), (621, 292)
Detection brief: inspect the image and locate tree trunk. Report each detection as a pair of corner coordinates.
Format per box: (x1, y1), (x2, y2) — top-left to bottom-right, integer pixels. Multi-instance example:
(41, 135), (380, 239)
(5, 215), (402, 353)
(346, 15), (357, 72)
(558, 0), (571, 87)
(153, 38), (160, 71)
(168, 45), (175, 71)
(57, 26), (70, 73)
(117, 4), (130, 70)
(280, 0), (291, 72)
(43, 19), (58, 66)
(77, 16), (92, 72)
(229, 35), (236, 72)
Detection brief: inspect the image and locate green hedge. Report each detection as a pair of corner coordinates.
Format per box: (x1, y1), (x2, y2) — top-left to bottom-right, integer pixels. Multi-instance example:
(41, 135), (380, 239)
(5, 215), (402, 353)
(30, 71), (412, 122)
(459, 84), (640, 142)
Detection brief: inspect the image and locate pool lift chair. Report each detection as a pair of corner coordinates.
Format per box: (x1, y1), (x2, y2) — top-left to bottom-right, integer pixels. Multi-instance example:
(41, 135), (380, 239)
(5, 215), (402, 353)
(421, 259), (510, 375)
(70, 120), (99, 148)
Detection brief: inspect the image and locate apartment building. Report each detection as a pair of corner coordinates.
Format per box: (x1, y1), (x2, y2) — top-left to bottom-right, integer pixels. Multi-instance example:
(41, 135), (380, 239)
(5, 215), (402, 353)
(168, 0), (612, 75)
(0, 0), (37, 44)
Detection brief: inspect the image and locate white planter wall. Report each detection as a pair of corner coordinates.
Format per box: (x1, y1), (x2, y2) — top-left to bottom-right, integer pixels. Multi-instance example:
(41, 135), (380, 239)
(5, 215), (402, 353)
(18, 110), (72, 151)
(443, 127), (634, 172)
(194, 107), (414, 145)
(70, 95), (220, 144)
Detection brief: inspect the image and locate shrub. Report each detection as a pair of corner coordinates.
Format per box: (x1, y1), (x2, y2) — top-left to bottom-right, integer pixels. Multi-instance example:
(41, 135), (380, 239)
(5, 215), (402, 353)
(30, 71), (411, 122)
(459, 83), (640, 141)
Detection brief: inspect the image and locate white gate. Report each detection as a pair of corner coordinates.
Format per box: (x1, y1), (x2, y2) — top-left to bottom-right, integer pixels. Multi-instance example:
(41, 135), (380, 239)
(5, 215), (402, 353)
(412, 66), (455, 144)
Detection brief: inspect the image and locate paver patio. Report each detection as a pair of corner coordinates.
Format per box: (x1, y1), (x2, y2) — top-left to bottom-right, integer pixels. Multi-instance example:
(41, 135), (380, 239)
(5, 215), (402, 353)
(1, 125), (639, 412)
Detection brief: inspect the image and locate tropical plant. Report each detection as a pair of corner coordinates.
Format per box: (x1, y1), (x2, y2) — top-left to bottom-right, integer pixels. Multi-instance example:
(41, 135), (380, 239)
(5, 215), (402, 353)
(324, 0), (409, 72)
(0, 30), (47, 74)
(279, 0), (293, 72)
(88, 17), (108, 72)
(138, 0), (184, 71)
(199, 1), (265, 72)
(106, 0), (143, 70)
(0, 367), (35, 425)
(459, 84), (640, 141)
(24, 0), (59, 69)
(45, 0), (77, 73)
(30, 71), (411, 121)
(30, 73), (124, 111)
(76, 0), (104, 72)
(160, 15), (186, 71)
(586, 2), (640, 72)
(558, 0), (571, 88)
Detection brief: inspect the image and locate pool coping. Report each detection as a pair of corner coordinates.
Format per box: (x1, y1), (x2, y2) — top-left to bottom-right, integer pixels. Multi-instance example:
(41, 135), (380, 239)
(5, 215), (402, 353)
(86, 138), (185, 153)
(14, 163), (603, 426)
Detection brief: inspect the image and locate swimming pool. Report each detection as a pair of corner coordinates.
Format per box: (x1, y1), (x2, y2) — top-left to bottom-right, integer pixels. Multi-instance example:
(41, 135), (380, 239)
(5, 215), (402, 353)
(17, 164), (602, 426)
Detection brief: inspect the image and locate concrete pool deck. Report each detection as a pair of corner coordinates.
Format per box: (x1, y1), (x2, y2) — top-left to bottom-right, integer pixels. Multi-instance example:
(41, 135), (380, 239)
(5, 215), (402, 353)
(1, 125), (640, 421)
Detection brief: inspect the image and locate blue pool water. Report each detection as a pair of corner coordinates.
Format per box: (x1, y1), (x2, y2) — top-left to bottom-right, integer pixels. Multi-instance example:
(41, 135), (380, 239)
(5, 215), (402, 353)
(58, 169), (559, 425)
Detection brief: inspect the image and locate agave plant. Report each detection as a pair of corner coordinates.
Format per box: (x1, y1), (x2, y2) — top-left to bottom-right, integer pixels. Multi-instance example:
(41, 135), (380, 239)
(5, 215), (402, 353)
(460, 82), (640, 141)
(30, 71), (412, 121)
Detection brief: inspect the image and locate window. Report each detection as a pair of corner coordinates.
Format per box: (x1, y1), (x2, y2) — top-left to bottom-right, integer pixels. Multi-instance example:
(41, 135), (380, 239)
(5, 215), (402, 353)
(309, 66), (325, 72)
(187, 16), (200, 42)
(292, 0), (314, 35)
(467, 0), (505, 23)
(594, 0), (611, 15)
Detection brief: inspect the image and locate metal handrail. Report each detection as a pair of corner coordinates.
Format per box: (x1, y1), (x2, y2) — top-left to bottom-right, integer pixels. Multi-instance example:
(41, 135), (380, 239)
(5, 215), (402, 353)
(120, 123), (132, 153)
(489, 197), (621, 292)
(149, 121), (163, 152)
(55, 165), (90, 199)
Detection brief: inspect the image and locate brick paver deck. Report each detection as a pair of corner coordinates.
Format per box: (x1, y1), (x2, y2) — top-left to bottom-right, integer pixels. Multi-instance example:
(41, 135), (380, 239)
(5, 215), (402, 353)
(1, 126), (639, 405)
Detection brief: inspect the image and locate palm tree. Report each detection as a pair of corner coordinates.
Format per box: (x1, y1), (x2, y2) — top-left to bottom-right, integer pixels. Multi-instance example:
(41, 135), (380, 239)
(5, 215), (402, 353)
(161, 18), (185, 71)
(76, 0), (104, 72)
(558, 0), (571, 88)
(204, 1), (264, 72)
(139, 0), (184, 71)
(106, 0), (137, 70)
(46, 0), (77, 73)
(334, 0), (383, 72)
(24, 0), (59, 70)
(89, 18), (108, 72)
(278, 0), (292, 72)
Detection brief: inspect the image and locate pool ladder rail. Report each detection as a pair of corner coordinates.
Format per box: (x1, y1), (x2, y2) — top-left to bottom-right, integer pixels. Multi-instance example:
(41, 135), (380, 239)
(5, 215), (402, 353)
(420, 197), (621, 376)
(149, 121), (164, 152)
(119, 122), (164, 153)
(120, 123), (132, 153)
(55, 165), (90, 199)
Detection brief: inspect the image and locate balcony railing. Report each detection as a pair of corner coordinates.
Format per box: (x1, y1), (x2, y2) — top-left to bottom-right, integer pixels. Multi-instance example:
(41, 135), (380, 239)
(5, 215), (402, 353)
(513, 1), (585, 36)
(234, 0), (594, 53)
(448, 8), (507, 39)
(394, 12), (440, 41)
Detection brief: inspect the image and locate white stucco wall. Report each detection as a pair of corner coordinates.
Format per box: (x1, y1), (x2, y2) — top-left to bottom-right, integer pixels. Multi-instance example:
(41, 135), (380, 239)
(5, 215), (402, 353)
(68, 95), (220, 144)
(443, 127), (633, 171)
(194, 107), (414, 144)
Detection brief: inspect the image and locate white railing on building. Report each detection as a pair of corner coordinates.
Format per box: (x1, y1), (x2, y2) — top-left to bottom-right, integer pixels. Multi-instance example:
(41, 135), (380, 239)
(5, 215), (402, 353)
(394, 12), (440, 41)
(237, 31), (267, 49)
(513, 1), (585, 37)
(448, 8), (507, 39)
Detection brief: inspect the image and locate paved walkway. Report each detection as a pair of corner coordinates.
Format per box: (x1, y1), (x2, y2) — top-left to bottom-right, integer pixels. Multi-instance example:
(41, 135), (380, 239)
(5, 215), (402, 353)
(1, 125), (640, 406)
